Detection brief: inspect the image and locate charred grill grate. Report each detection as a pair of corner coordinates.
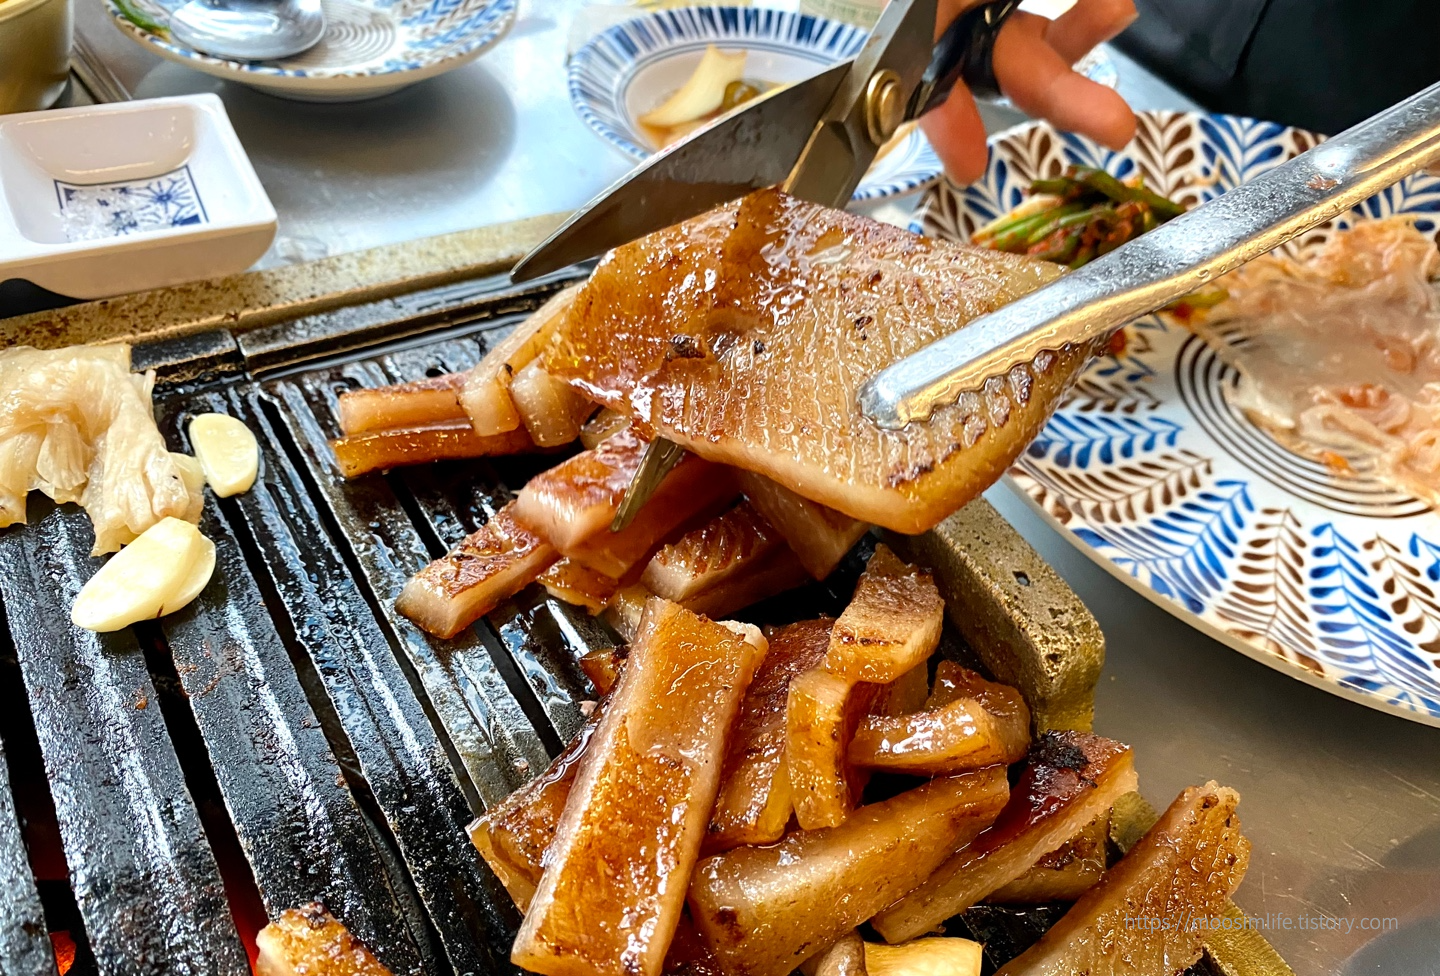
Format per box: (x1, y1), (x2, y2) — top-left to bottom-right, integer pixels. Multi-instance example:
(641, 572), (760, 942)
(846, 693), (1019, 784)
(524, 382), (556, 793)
(0, 272), (611, 976)
(0, 269), (1239, 976)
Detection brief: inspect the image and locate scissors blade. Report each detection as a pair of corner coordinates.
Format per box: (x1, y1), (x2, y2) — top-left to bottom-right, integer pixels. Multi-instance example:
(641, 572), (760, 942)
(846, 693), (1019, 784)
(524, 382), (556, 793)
(784, 0), (937, 207)
(512, 59), (851, 283)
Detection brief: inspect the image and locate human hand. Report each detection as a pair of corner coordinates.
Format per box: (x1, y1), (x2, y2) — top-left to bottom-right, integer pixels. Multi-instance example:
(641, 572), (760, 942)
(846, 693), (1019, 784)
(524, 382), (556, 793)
(921, 0), (1139, 184)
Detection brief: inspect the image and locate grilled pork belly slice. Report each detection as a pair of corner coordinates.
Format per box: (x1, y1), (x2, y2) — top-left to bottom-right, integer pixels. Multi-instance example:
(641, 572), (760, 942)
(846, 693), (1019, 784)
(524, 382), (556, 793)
(987, 814), (1108, 904)
(707, 619), (831, 853)
(870, 662), (930, 717)
(255, 903), (394, 976)
(330, 422), (534, 478)
(995, 783), (1249, 976)
(603, 584), (652, 641)
(872, 732), (1138, 944)
(579, 644), (627, 695)
(510, 427), (737, 578)
(787, 546), (943, 829)
(513, 599), (766, 976)
(544, 188), (1090, 534)
(562, 462), (738, 579)
(511, 360), (593, 447)
(468, 713), (600, 911)
(396, 503), (557, 639)
(512, 427), (648, 550)
(682, 547), (810, 619)
(737, 471), (870, 579)
(825, 546), (944, 683)
(786, 668), (878, 830)
(849, 666), (1031, 774)
(336, 372), (468, 435)
(642, 500), (810, 618)
(865, 938), (983, 976)
(688, 768), (1008, 976)
(538, 558), (620, 614)
(642, 501), (785, 602)
(462, 284), (582, 437)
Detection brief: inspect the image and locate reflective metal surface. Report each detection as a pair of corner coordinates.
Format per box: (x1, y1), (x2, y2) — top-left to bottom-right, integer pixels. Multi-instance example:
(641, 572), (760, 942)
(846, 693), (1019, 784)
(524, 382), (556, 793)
(168, 0), (325, 62)
(860, 80), (1440, 428)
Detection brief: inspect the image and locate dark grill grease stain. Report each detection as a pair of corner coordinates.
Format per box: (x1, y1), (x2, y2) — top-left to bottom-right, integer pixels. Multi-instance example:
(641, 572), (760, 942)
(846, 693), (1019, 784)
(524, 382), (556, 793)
(148, 387), (430, 976)
(0, 733), (56, 975)
(211, 384), (524, 976)
(269, 360), (550, 802)
(0, 503), (249, 976)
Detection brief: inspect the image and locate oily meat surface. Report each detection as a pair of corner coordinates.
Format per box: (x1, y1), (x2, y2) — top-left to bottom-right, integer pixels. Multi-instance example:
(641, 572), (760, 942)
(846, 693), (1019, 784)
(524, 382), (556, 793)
(545, 189), (1087, 533)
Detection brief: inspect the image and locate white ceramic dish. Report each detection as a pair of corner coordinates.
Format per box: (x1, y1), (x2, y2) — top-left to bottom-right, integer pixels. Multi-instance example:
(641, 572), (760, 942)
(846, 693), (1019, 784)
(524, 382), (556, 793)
(0, 95), (276, 300)
(105, 0), (514, 102)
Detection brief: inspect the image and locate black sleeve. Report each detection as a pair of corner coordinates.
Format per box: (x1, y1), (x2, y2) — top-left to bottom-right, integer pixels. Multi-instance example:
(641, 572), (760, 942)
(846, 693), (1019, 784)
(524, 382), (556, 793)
(1115, 0), (1440, 135)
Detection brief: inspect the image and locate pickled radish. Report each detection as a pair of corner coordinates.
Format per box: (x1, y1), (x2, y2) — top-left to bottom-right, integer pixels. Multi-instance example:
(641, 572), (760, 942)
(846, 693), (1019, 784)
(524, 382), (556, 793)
(638, 45), (747, 128)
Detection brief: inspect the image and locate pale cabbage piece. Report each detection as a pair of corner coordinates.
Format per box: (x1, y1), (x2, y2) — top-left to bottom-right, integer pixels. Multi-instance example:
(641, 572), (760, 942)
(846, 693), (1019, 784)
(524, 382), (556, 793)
(0, 345), (204, 554)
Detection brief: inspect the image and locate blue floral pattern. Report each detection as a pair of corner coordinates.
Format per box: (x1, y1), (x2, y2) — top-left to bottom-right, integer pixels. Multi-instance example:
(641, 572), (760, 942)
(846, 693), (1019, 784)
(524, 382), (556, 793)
(56, 167), (207, 242)
(917, 111), (1440, 727)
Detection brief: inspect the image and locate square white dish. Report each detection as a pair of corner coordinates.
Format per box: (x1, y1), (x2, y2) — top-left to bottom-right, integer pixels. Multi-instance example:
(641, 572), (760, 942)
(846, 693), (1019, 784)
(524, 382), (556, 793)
(0, 94), (276, 300)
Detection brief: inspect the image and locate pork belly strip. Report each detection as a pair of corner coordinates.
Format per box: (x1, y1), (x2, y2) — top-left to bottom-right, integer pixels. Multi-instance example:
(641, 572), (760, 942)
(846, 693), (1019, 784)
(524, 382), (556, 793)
(468, 711), (600, 911)
(337, 372), (468, 435)
(544, 188), (1094, 534)
(707, 618), (832, 854)
(330, 422), (535, 478)
(396, 502), (557, 639)
(256, 904), (395, 976)
(871, 731), (1138, 944)
(462, 284), (583, 437)
(848, 665), (1031, 774)
(688, 768), (1008, 976)
(512, 599), (766, 976)
(995, 783), (1249, 976)
(736, 471), (869, 580)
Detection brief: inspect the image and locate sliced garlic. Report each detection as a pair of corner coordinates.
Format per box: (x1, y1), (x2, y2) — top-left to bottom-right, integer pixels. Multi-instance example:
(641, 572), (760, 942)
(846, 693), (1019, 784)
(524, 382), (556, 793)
(864, 938), (982, 976)
(162, 532), (216, 616)
(189, 413), (259, 497)
(638, 45), (747, 128)
(72, 517), (208, 632)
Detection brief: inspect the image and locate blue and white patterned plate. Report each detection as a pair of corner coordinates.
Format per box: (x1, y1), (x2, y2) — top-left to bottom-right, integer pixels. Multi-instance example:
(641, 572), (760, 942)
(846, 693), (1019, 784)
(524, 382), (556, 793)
(106, 0), (514, 101)
(567, 5), (943, 202)
(916, 111), (1440, 726)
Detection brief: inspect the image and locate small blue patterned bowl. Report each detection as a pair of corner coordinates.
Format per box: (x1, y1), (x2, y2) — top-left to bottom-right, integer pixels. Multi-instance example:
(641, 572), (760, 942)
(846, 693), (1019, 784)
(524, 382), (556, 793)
(917, 111), (1440, 727)
(568, 5), (944, 203)
(106, 0), (514, 102)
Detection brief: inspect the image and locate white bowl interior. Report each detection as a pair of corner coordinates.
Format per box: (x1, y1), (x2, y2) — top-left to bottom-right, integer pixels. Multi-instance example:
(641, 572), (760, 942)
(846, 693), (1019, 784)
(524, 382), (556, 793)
(622, 43), (829, 147)
(0, 100), (267, 246)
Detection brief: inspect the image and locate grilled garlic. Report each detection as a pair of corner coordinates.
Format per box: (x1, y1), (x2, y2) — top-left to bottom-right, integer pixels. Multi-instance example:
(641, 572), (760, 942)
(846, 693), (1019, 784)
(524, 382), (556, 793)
(72, 517), (215, 632)
(864, 938), (982, 976)
(189, 413), (259, 497)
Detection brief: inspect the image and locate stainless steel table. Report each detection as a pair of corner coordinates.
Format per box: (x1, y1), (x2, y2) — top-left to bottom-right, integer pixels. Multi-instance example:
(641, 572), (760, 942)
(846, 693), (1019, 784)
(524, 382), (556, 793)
(47, 2), (1440, 972)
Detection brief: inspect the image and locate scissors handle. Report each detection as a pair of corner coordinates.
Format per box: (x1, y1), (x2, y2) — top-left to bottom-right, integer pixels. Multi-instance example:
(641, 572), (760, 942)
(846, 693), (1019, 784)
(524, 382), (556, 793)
(911, 0), (1022, 118)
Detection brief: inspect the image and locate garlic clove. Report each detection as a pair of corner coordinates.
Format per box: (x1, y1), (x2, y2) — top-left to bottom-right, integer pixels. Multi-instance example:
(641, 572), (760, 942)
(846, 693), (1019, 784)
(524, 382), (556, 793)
(189, 413), (259, 497)
(72, 517), (207, 632)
